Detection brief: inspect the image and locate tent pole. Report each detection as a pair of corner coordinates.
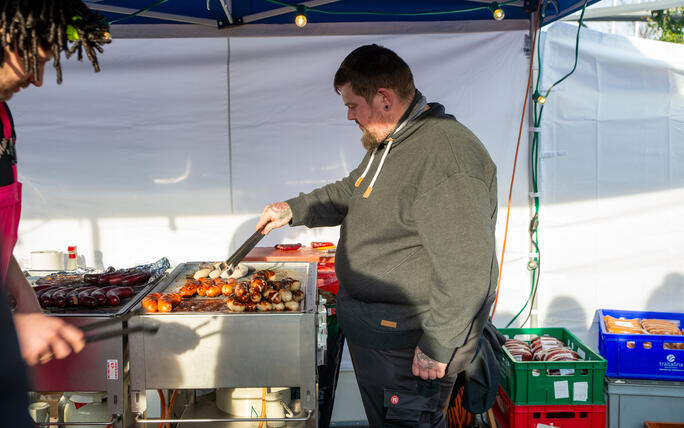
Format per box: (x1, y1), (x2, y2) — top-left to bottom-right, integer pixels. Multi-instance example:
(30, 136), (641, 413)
(528, 12), (540, 329)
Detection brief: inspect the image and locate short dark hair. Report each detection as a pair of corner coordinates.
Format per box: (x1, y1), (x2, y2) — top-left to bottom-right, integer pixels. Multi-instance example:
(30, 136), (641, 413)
(334, 44), (415, 103)
(0, 0), (111, 84)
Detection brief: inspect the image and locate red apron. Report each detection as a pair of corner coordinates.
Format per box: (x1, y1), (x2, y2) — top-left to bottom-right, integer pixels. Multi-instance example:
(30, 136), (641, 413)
(0, 103), (22, 284)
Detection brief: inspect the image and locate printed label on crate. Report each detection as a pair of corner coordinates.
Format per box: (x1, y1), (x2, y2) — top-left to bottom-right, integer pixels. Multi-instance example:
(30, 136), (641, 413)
(553, 380), (569, 399)
(536, 424), (557, 428)
(659, 353), (684, 372)
(106, 359), (119, 380)
(573, 381), (588, 401)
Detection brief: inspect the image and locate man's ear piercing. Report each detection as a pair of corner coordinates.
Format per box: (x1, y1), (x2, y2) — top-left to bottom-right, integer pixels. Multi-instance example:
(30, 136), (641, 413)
(384, 105), (389, 110)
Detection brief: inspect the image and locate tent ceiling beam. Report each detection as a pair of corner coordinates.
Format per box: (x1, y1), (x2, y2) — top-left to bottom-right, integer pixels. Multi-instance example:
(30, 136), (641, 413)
(84, 2), (218, 26)
(219, 0), (234, 25)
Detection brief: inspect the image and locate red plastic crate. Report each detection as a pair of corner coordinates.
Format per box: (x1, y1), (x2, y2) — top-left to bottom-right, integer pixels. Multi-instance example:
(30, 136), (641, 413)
(317, 263), (338, 294)
(494, 386), (606, 428)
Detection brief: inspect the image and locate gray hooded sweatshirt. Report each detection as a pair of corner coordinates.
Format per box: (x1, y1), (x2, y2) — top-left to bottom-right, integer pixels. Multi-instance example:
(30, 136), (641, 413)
(287, 95), (498, 363)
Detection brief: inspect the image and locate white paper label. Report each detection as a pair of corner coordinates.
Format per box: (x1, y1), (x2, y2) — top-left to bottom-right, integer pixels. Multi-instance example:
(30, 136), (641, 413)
(106, 359), (119, 380)
(559, 369), (575, 376)
(536, 424), (557, 428)
(573, 381), (589, 401)
(577, 348), (586, 359)
(615, 321), (636, 328)
(554, 380), (569, 399)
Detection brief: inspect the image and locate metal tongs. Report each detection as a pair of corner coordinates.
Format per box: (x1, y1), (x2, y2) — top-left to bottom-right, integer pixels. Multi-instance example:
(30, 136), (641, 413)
(224, 225), (266, 276)
(80, 312), (159, 344)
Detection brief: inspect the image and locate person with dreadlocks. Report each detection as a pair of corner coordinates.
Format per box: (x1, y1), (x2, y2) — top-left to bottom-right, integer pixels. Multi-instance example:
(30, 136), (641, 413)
(0, 1), (109, 424)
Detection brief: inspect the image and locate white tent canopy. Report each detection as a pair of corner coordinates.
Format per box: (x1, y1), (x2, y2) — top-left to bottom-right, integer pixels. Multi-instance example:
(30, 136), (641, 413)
(10, 22), (684, 347)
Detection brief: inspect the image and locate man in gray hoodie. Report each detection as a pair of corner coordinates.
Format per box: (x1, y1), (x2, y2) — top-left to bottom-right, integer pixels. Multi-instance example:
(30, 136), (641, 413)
(257, 44), (498, 427)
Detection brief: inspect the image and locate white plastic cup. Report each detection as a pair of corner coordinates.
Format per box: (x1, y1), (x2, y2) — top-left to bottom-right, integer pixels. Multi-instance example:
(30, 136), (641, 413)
(29, 401), (50, 423)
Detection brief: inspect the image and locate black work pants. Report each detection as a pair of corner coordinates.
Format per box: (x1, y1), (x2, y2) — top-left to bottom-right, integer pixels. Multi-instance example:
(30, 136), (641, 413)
(347, 341), (461, 428)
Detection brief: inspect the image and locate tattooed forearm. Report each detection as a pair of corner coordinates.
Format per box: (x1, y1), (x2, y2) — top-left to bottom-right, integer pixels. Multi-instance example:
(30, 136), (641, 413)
(268, 202), (292, 221)
(415, 348), (438, 369)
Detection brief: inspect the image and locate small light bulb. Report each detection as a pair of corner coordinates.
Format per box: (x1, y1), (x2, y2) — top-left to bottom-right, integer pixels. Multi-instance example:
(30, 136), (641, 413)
(295, 13), (307, 27)
(537, 95), (546, 104)
(493, 8), (505, 20)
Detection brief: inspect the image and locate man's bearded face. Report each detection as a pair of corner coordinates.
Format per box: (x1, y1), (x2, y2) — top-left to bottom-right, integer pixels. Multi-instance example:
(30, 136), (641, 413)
(340, 82), (391, 151)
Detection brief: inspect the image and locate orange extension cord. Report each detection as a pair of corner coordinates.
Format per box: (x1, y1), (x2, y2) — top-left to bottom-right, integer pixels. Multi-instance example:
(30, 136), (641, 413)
(257, 387), (267, 428)
(166, 389), (179, 428)
(156, 389), (165, 428)
(447, 386), (473, 428)
(489, 0), (543, 321)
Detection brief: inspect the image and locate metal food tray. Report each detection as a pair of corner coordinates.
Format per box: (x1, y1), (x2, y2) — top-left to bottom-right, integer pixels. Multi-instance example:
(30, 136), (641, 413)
(129, 261), (321, 417)
(34, 258), (170, 318)
(144, 261), (312, 313)
(37, 281), (162, 318)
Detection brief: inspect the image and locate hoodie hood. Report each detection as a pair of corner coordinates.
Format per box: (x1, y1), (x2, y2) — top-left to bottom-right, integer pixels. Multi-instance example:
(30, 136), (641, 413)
(354, 90), (451, 198)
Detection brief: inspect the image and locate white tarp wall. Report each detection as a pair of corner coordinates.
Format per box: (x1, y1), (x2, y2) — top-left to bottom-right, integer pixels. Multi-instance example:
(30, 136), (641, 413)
(538, 23), (684, 348)
(12, 31), (533, 325)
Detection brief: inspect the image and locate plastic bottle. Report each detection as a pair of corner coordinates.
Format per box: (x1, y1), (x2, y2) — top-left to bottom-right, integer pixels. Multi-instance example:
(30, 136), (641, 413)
(66, 246), (78, 271)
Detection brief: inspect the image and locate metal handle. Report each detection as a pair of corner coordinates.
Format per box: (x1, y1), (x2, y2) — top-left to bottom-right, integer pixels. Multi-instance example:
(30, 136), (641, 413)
(136, 409), (312, 424)
(36, 421), (114, 426)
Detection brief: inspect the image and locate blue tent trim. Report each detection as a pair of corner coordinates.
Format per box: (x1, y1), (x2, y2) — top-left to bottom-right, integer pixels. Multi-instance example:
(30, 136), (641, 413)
(90, 0), (599, 29)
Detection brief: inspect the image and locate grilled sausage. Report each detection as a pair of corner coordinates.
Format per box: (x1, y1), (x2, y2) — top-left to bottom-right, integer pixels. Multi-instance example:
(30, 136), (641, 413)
(120, 271), (150, 287)
(234, 283), (249, 302)
(250, 278), (266, 293)
(193, 268), (211, 280)
(272, 302), (285, 311)
(244, 301), (257, 312)
(226, 298), (245, 312)
(91, 290), (108, 305)
(256, 301), (272, 311)
(52, 289), (68, 308)
(157, 297), (173, 312)
(32, 285), (53, 293)
(79, 295), (100, 308)
(40, 287), (69, 307)
(142, 293), (161, 312)
(105, 273), (128, 285)
(279, 289), (293, 303)
(98, 271), (125, 285)
(196, 284), (207, 296)
(179, 284), (197, 297)
(284, 301), (299, 311)
(105, 287), (134, 306)
(205, 285), (221, 298)
(83, 273), (102, 284)
(249, 290), (262, 303)
(264, 288), (281, 304)
(163, 293), (181, 305)
(221, 282), (234, 296)
(291, 290), (304, 302)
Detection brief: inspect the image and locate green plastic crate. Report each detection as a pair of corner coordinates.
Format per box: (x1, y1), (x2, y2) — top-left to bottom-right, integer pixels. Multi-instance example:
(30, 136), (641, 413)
(498, 327), (607, 405)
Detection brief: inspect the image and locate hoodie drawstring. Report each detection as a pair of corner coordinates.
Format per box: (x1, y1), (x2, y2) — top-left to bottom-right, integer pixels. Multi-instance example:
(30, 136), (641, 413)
(355, 148), (377, 188)
(363, 139), (393, 198)
(356, 90), (427, 198)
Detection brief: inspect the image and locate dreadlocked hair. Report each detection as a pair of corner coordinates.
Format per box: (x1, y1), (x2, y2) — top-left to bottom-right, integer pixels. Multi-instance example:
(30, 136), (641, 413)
(0, 0), (110, 84)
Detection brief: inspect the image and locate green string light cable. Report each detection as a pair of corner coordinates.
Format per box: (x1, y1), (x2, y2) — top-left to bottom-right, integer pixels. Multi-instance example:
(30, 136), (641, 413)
(265, 0), (518, 17)
(107, 0), (169, 25)
(506, 0), (589, 328)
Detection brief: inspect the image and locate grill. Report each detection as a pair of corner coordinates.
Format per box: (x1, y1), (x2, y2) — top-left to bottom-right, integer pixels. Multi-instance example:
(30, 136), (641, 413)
(129, 261), (325, 426)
